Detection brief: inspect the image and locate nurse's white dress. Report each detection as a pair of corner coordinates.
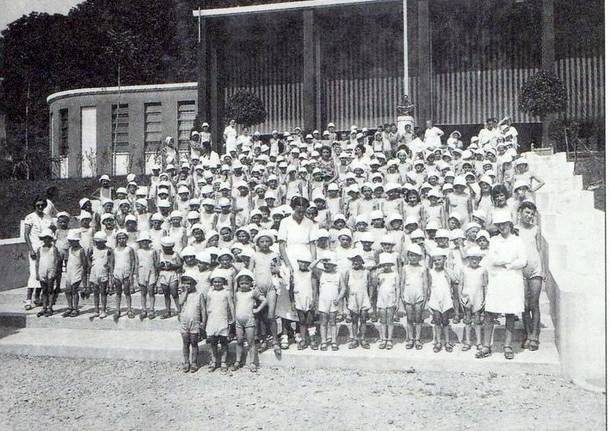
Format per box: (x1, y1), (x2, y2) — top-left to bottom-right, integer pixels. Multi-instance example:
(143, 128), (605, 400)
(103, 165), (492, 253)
(485, 233), (527, 315)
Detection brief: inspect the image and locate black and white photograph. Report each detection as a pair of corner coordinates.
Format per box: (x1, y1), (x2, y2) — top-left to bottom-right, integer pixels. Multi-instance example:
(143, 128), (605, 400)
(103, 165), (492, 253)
(0, 0), (606, 429)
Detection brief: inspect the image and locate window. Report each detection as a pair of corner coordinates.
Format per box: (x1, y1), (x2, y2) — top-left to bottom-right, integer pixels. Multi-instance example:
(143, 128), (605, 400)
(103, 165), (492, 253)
(59, 109), (69, 156)
(144, 102), (162, 173)
(111, 104), (129, 150)
(111, 104), (129, 175)
(177, 100), (196, 154)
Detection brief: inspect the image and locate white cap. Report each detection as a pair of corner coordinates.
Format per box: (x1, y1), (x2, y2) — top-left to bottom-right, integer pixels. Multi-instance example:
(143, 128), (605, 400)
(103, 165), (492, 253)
(93, 231), (108, 242)
(150, 213), (165, 222)
(465, 246), (483, 258)
(406, 244), (423, 256)
(180, 246), (196, 257)
(492, 210), (512, 225)
(160, 237), (175, 247)
(380, 234), (396, 245)
(38, 228), (55, 239)
(337, 228), (352, 239)
(196, 251), (212, 264)
(67, 229), (81, 242)
(370, 210), (384, 220)
(136, 231), (151, 242)
(435, 229), (450, 239)
(78, 211), (92, 220)
(449, 229), (466, 241)
(379, 254), (395, 266)
(430, 247), (448, 258)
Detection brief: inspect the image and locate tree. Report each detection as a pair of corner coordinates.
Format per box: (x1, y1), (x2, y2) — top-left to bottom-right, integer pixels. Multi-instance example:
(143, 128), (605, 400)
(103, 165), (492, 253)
(224, 91), (267, 128)
(519, 70), (567, 150)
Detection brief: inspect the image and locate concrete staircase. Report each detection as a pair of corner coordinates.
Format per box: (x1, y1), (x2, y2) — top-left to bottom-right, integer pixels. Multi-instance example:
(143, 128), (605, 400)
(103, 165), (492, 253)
(0, 285), (560, 374)
(525, 151), (605, 391)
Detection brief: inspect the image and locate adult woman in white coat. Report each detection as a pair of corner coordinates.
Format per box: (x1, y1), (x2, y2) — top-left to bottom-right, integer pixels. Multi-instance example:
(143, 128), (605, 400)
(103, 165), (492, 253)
(476, 210), (527, 360)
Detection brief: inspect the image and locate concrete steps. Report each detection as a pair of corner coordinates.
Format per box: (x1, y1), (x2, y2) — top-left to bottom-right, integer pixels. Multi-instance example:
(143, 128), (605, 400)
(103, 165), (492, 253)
(0, 287), (556, 344)
(0, 326), (560, 375)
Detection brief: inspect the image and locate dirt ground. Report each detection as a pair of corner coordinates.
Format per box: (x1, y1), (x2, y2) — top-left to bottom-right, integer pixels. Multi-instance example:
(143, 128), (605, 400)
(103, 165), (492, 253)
(0, 353), (604, 431)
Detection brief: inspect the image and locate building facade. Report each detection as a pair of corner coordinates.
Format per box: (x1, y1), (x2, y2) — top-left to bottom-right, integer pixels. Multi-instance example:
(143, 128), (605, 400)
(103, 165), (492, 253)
(47, 83), (197, 178)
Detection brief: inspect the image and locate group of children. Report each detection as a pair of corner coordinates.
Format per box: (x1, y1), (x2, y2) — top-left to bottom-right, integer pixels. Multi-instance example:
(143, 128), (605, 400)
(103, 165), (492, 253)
(24, 117), (544, 372)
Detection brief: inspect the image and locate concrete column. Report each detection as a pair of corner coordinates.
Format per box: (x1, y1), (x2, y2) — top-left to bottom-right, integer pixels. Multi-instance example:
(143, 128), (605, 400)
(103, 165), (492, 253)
(68, 106), (81, 178)
(129, 103), (145, 175)
(303, 9), (317, 132)
(197, 16), (210, 128)
(416, 0), (432, 124)
(96, 102), (113, 175)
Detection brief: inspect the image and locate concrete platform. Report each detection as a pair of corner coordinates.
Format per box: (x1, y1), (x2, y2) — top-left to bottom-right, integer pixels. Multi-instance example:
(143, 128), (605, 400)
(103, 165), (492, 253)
(0, 327), (560, 375)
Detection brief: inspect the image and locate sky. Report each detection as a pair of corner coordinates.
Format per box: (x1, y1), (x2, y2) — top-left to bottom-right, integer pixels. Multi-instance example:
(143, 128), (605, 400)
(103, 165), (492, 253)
(0, 0), (83, 32)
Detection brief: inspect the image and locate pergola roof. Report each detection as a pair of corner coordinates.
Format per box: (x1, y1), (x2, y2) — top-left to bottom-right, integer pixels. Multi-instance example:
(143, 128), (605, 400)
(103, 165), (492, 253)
(192, 0), (399, 17)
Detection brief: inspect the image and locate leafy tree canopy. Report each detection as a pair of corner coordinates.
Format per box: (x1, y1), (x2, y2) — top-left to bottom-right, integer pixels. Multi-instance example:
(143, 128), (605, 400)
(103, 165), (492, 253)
(518, 70), (567, 118)
(225, 91), (267, 128)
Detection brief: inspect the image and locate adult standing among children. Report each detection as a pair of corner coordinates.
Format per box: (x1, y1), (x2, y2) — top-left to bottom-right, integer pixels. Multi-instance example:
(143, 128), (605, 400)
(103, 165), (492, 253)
(223, 119), (238, 154)
(278, 196), (317, 275)
(24, 196), (55, 310)
(189, 131), (203, 160)
(199, 140), (220, 167)
(424, 120), (444, 149)
(476, 211), (527, 360)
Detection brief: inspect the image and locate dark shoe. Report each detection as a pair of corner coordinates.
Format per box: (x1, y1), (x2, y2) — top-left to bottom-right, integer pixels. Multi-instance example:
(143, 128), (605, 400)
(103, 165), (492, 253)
(62, 309), (72, 318)
(190, 364), (199, 373)
(70, 310), (79, 317)
(36, 310), (46, 317)
(360, 340), (370, 349)
(348, 339), (359, 349)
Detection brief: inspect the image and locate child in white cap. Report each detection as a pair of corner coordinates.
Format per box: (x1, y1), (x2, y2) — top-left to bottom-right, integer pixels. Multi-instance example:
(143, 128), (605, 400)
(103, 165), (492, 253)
(149, 213), (167, 251)
(311, 258), (342, 351)
(156, 236), (183, 319)
(459, 246), (487, 351)
(112, 230), (136, 320)
(233, 269), (268, 372)
(136, 232), (159, 320)
(178, 274), (206, 373)
(344, 250), (372, 349)
(78, 211), (94, 254)
(205, 272), (235, 372)
(62, 230), (89, 318)
(88, 231), (114, 319)
(375, 254), (399, 349)
(167, 211), (187, 253)
(400, 244), (428, 350)
(428, 248), (455, 353)
(250, 231), (282, 354)
(290, 254), (318, 350)
(35, 229), (61, 317)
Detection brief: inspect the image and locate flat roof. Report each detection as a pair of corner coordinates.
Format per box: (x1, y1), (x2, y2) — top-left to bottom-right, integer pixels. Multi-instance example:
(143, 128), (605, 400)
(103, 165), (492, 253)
(47, 82), (197, 105)
(193, 0), (400, 17)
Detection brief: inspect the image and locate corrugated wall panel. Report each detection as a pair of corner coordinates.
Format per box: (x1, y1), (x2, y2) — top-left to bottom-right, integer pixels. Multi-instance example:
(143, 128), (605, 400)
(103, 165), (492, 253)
(555, 55), (605, 121)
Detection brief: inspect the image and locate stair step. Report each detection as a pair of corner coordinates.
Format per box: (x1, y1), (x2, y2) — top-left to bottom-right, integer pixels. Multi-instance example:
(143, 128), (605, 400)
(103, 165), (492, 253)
(0, 327), (560, 375)
(0, 300), (555, 343)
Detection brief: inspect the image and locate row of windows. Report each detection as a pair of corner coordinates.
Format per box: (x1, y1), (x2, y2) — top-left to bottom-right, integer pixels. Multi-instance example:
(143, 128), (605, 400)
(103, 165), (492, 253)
(57, 100), (197, 157)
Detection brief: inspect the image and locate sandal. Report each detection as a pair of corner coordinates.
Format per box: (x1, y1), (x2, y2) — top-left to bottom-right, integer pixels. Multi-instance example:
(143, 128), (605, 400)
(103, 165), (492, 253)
(348, 339), (359, 349)
(208, 363), (218, 373)
(280, 335), (290, 350)
(148, 310), (155, 319)
(140, 311), (147, 320)
(297, 340), (307, 350)
(36, 310), (46, 318)
(433, 343), (442, 353)
(127, 310), (135, 319)
(231, 362), (241, 372)
(62, 309), (72, 318)
(71, 309), (79, 317)
(220, 364), (229, 373)
(386, 340), (394, 350)
(528, 340), (539, 351)
(445, 343), (454, 353)
(521, 338), (530, 349)
(461, 343), (472, 351)
(309, 339), (319, 350)
(378, 340), (387, 350)
(99, 311), (107, 319)
(45, 308), (53, 317)
(182, 362), (190, 373)
(405, 339), (415, 350)
(320, 342), (328, 351)
(249, 363), (257, 373)
(503, 345), (514, 360)
(360, 339), (370, 349)
(475, 346), (492, 359)
(415, 340), (423, 350)
(476, 344), (483, 351)
(189, 364), (199, 373)
(331, 342), (339, 351)
(24, 301), (32, 311)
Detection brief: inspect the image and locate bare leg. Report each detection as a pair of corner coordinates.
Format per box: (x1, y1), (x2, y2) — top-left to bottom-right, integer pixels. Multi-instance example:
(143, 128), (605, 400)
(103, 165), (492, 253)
(235, 326), (244, 366)
(246, 326), (257, 366)
(504, 313), (515, 347)
(329, 312), (338, 344)
(319, 313), (328, 344)
(181, 333), (190, 366)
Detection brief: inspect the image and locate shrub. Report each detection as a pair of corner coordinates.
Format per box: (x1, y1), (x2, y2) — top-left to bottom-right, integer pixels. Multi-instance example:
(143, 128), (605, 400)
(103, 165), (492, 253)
(224, 91), (267, 128)
(519, 71), (568, 118)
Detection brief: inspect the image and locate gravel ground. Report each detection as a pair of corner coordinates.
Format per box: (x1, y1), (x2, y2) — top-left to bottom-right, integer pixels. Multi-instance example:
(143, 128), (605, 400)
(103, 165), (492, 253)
(0, 353), (604, 431)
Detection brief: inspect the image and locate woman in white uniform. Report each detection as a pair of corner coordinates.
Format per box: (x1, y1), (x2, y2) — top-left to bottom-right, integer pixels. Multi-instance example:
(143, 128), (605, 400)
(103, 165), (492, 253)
(477, 210), (527, 360)
(23, 196), (55, 310)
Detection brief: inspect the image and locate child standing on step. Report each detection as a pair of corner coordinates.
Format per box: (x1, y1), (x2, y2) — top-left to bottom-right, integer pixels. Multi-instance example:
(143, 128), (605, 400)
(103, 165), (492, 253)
(400, 244), (428, 350)
(88, 232), (114, 319)
(233, 269), (267, 372)
(156, 237), (183, 319)
(205, 273), (235, 372)
(459, 246), (487, 351)
(178, 274), (206, 373)
(344, 252), (371, 349)
(428, 248), (454, 353)
(35, 229), (61, 317)
(62, 230), (89, 318)
(312, 258), (343, 351)
(375, 254), (399, 350)
(136, 232), (159, 320)
(290, 255), (318, 350)
(112, 230), (136, 320)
